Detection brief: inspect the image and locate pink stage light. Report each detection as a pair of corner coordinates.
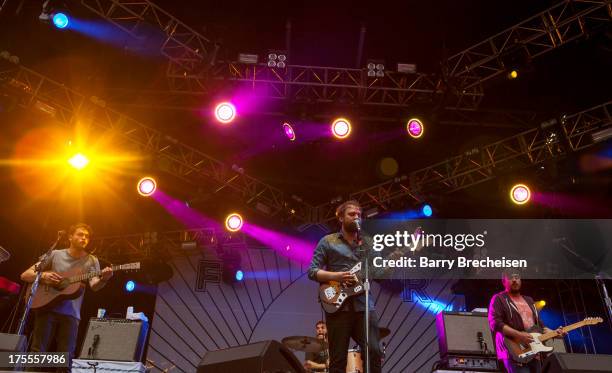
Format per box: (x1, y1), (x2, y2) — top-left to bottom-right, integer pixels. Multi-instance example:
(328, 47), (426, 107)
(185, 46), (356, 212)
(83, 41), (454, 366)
(331, 118), (351, 139)
(225, 213), (244, 232)
(214, 102), (236, 124)
(137, 177), (157, 197)
(407, 118), (424, 138)
(282, 122), (296, 141)
(510, 183), (531, 205)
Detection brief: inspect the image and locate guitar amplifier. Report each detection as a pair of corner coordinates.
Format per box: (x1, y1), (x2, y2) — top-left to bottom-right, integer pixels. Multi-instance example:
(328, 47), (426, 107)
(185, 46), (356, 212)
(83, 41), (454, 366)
(0, 333), (27, 352)
(436, 311), (495, 357)
(78, 318), (149, 362)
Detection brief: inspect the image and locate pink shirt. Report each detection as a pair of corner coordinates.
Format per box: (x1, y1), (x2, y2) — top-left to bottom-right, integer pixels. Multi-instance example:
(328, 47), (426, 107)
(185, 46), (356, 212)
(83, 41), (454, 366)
(512, 295), (535, 330)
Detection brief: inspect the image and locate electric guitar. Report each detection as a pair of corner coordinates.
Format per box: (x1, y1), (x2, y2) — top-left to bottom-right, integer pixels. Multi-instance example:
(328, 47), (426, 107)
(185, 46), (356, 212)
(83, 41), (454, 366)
(26, 262), (140, 310)
(504, 317), (603, 363)
(318, 227), (423, 313)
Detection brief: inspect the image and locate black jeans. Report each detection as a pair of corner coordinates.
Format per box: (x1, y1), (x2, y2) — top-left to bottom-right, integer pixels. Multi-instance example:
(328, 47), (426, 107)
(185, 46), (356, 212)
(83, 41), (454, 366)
(325, 310), (382, 373)
(30, 311), (79, 370)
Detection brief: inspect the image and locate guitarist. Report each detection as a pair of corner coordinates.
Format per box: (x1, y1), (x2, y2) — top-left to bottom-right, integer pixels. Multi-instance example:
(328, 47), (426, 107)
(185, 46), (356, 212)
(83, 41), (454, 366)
(20, 223), (113, 364)
(488, 271), (564, 373)
(308, 200), (382, 373)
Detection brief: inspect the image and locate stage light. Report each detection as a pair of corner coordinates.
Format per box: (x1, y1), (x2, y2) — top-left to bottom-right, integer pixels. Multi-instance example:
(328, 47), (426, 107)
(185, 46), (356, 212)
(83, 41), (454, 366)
(214, 102), (236, 124)
(282, 122), (296, 141)
(235, 270), (244, 281)
(422, 204), (433, 217)
(225, 213), (243, 232)
(125, 280), (135, 292)
(508, 70), (518, 79)
(535, 300), (546, 310)
(68, 153), (89, 170)
(407, 118), (424, 138)
(510, 183), (531, 205)
(331, 118), (351, 139)
(137, 177), (157, 196)
(52, 12), (69, 29)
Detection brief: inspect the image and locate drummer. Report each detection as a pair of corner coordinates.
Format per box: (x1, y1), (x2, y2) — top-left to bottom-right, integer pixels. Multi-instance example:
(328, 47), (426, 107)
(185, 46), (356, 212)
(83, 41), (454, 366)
(304, 321), (329, 372)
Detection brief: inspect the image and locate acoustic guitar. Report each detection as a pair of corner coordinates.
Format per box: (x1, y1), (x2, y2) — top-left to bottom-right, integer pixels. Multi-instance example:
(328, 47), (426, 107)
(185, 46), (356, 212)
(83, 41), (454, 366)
(26, 262), (140, 310)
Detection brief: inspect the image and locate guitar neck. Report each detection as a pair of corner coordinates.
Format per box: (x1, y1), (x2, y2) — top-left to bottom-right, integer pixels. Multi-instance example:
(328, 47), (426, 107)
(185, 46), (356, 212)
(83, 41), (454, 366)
(67, 264), (125, 284)
(538, 320), (588, 343)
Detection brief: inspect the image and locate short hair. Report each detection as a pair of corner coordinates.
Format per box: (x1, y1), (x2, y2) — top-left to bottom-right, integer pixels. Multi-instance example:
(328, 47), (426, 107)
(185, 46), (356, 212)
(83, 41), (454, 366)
(501, 270), (521, 280)
(68, 223), (93, 237)
(335, 200), (361, 218)
(315, 320), (326, 327)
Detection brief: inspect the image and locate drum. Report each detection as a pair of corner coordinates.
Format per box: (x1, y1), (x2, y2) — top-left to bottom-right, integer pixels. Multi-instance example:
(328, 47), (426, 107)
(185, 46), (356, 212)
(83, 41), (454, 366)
(346, 349), (363, 373)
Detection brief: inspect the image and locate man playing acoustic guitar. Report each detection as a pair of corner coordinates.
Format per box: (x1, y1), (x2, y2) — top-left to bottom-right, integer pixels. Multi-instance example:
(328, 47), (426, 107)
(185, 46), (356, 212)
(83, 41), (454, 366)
(20, 223), (113, 364)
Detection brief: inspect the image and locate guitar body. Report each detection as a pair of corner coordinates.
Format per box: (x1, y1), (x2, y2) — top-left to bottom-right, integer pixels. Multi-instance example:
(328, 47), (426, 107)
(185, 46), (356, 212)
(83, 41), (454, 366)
(319, 262), (364, 313)
(26, 268), (87, 310)
(504, 329), (552, 364)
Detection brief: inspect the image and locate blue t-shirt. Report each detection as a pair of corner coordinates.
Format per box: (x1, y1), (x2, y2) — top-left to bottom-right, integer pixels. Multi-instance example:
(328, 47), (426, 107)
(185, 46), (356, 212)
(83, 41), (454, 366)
(39, 249), (100, 320)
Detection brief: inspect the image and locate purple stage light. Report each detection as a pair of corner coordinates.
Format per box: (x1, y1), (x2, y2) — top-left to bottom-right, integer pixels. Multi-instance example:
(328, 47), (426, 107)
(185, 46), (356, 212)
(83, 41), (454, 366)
(510, 183), (531, 205)
(407, 118), (424, 139)
(331, 118), (351, 139)
(225, 213), (244, 232)
(214, 102), (236, 124)
(282, 122), (296, 141)
(137, 177), (156, 196)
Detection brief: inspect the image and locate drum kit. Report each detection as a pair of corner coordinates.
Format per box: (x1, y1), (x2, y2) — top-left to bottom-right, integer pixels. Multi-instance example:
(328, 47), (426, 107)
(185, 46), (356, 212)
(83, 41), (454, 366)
(281, 327), (391, 373)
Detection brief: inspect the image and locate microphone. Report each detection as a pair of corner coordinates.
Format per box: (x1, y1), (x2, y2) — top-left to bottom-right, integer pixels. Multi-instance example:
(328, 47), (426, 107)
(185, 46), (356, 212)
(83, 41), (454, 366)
(354, 218), (362, 232)
(477, 331), (484, 351)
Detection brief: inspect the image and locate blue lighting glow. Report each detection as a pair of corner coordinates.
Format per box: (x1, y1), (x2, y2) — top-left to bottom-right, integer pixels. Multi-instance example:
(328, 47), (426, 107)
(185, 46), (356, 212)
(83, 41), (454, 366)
(52, 13), (69, 29)
(235, 270), (244, 281)
(125, 280), (136, 292)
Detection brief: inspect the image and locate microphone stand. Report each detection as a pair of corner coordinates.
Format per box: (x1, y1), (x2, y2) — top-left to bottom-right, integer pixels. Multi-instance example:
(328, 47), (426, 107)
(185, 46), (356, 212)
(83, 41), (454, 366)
(16, 231), (64, 337)
(596, 275), (612, 329)
(356, 224), (371, 373)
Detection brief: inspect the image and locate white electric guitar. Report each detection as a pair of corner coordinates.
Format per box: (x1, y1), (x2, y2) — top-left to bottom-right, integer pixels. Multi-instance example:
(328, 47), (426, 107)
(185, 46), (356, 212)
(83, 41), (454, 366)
(504, 317), (603, 363)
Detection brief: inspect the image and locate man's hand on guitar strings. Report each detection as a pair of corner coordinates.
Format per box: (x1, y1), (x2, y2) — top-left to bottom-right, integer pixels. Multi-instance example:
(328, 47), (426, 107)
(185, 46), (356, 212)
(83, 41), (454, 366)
(42, 271), (62, 285)
(100, 267), (114, 281)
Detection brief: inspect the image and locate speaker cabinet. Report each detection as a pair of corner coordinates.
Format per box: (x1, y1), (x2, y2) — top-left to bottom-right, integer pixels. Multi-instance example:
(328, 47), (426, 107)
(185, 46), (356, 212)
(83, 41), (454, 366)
(543, 353), (612, 373)
(78, 318), (148, 362)
(197, 340), (304, 373)
(0, 333), (27, 352)
(436, 311), (495, 357)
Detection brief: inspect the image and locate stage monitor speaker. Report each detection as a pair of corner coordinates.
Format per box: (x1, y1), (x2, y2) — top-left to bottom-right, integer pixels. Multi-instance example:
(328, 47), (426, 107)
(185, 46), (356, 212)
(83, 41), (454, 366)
(543, 353), (612, 373)
(78, 318), (148, 362)
(0, 333), (27, 352)
(197, 340), (304, 373)
(436, 311), (495, 357)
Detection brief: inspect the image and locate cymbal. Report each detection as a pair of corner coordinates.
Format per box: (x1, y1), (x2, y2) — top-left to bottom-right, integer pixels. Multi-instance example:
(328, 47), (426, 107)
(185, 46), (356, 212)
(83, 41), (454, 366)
(282, 336), (325, 353)
(379, 327), (391, 339)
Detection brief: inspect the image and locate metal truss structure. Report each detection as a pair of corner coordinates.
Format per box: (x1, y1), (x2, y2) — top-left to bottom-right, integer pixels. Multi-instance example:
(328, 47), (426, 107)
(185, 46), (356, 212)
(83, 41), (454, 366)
(80, 0), (214, 74)
(90, 227), (251, 262)
(79, 0), (611, 112)
(0, 61), (314, 224)
(313, 100), (612, 224)
(447, 0), (612, 90)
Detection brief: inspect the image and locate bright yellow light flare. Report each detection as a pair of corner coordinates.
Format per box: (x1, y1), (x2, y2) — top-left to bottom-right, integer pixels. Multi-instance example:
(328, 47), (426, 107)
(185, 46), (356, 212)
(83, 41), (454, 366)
(68, 153), (89, 170)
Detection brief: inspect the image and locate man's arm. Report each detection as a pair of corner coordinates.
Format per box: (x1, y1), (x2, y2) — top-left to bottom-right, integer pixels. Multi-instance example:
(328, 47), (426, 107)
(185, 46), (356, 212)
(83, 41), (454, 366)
(307, 238), (351, 283)
(89, 258), (113, 291)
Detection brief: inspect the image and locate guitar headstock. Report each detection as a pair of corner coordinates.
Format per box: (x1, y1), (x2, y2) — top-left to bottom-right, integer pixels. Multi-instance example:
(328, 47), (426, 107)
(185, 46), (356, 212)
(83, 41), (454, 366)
(121, 262), (141, 271)
(583, 317), (603, 325)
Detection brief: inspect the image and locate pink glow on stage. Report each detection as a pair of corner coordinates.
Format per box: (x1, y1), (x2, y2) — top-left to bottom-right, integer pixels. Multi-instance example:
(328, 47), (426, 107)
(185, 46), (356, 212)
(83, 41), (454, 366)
(407, 118), (424, 138)
(242, 223), (315, 264)
(282, 122), (296, 141)
(533, 192), (612, 216)
(152, 190), (221, 229)
(214, 102), (236, 123)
